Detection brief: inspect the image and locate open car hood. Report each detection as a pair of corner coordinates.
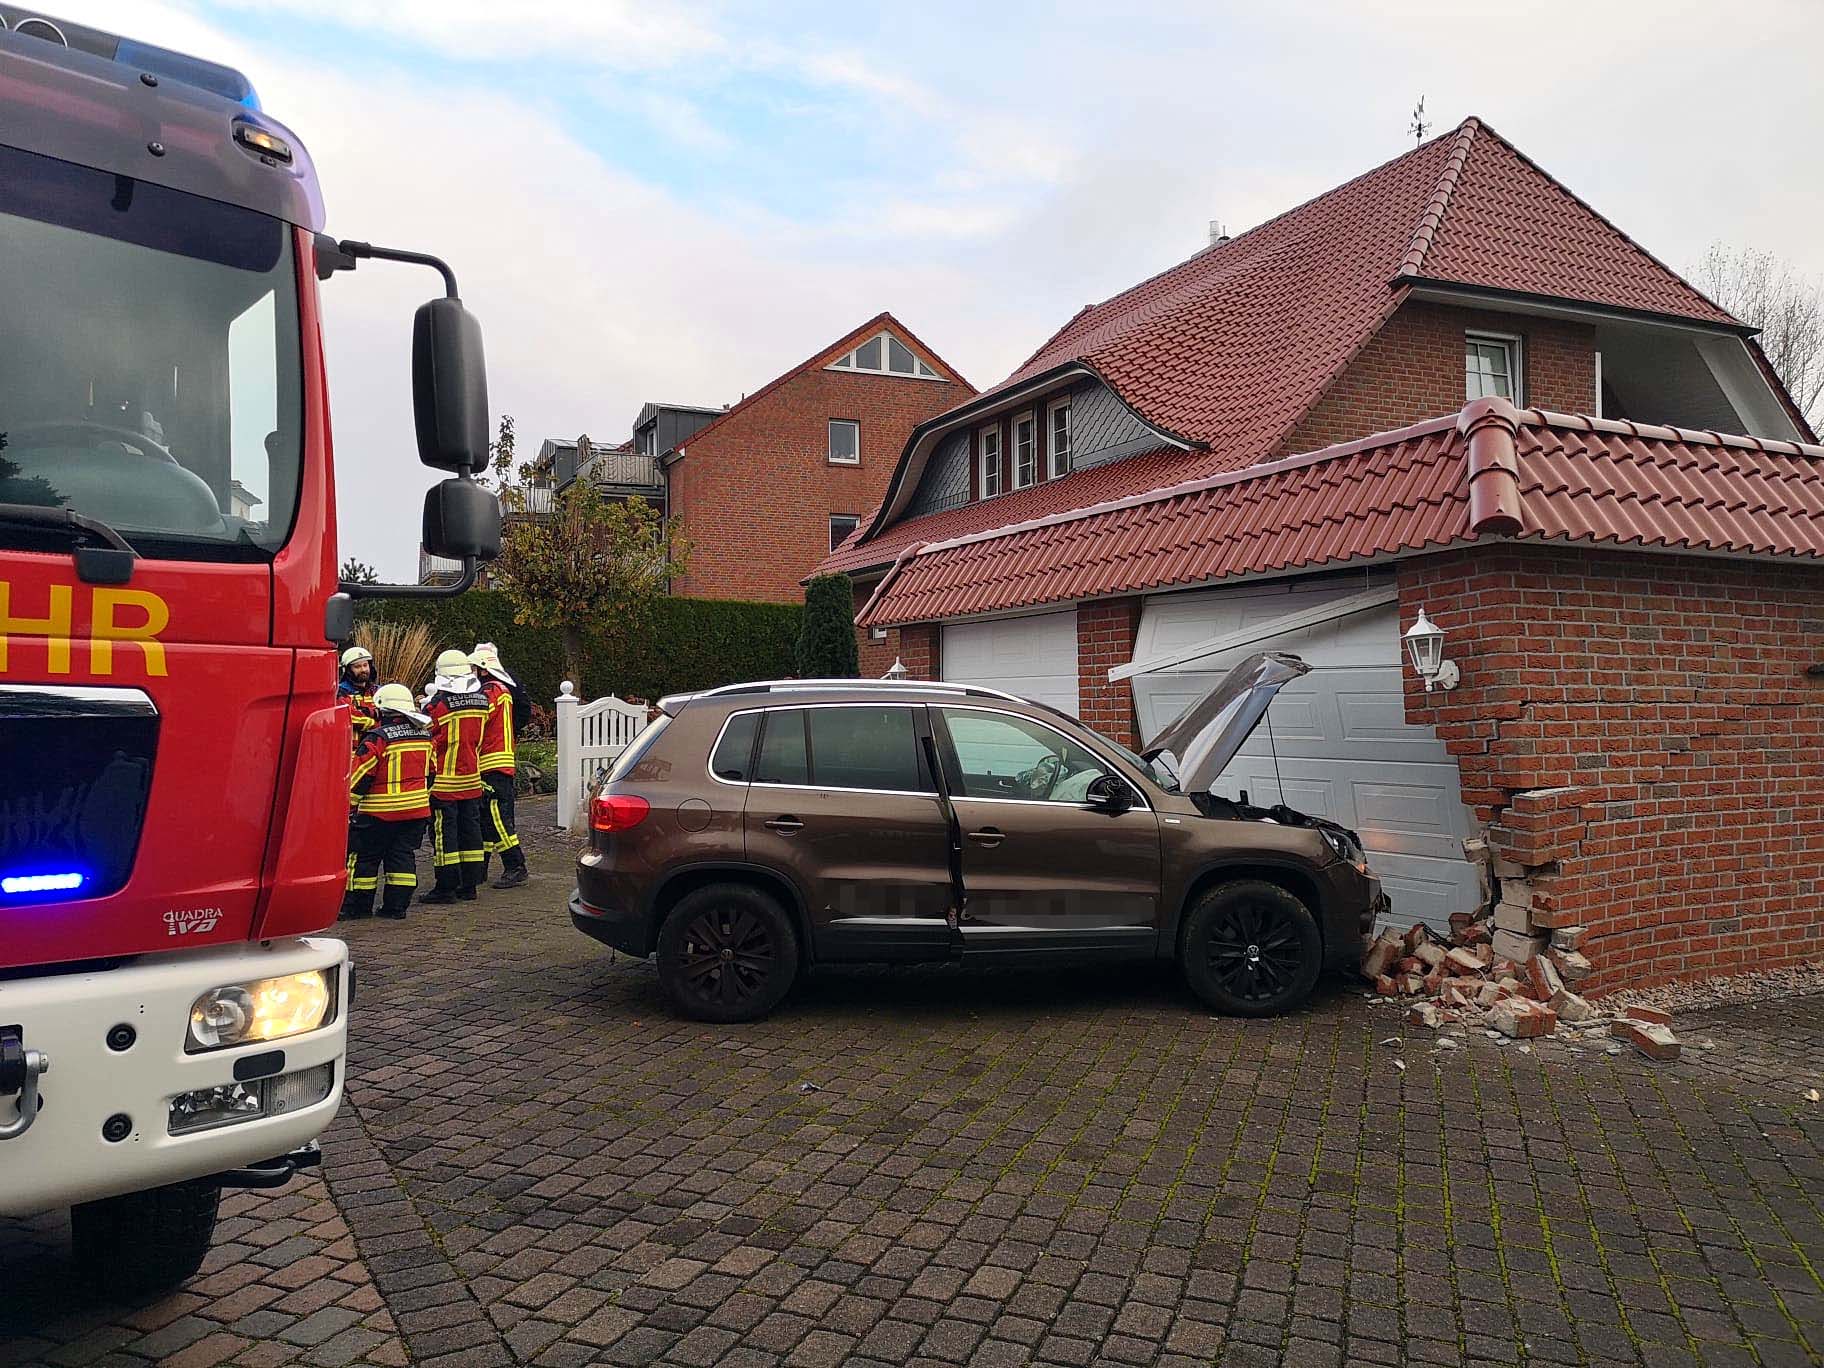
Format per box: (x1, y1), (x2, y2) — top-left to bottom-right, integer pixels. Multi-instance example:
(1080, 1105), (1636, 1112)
(1141, 651), (1312, 795)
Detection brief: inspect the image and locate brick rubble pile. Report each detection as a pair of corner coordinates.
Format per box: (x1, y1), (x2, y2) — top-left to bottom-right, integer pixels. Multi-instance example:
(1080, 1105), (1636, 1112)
(1360, 836), (1682, 1060)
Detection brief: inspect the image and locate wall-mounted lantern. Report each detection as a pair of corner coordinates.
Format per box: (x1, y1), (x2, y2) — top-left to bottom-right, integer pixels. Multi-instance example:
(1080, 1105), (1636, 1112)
(1403, 607), (1460, 691)
(882, 657), (911, 681)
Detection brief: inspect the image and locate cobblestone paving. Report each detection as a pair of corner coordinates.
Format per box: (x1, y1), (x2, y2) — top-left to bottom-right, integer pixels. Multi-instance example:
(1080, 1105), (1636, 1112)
(5, 803), (1824, 1366)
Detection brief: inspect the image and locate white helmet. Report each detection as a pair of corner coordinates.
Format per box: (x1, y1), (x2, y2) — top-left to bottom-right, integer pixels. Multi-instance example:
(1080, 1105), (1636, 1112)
(469, 641), (515, 686)
(340, 645), (373, 669)
(372, 682), (430, 725)
(433, 648), (474, 677)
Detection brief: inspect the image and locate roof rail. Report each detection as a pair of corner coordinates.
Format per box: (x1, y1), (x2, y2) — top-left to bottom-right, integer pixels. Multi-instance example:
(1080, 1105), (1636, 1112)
(678, 678), (1031, 705)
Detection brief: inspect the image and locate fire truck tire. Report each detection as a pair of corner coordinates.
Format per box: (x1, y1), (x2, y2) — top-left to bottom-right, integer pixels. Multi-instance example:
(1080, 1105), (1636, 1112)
(71, 1180), (221, 1295)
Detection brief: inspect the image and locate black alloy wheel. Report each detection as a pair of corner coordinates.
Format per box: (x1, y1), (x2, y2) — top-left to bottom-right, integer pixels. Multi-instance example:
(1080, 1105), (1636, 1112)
(656, 882), (800, 1023)
(1180, 879), (1322, 1017)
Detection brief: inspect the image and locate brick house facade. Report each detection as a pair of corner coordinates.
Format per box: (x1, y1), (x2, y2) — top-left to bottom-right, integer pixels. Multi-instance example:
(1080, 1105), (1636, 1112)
(665, 315), (970, 603)
(825, 116), (1822, 990)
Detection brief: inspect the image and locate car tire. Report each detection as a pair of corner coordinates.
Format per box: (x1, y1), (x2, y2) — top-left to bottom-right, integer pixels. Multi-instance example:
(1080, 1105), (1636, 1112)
(71, 1179), (220, 1296)
(1179, 879), (1323, 1017)
(656, 882), (800, 1023)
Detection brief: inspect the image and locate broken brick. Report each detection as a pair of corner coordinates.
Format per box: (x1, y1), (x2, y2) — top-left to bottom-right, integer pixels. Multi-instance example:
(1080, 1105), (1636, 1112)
(1549, 949), (1593, 984)
(1491, 929), (1547, 963)
(1448, 911), (1475, 939)
(1401, 924), (1433, 956)
(1493, 900), (1534, 934)
(1374, 974), (1398, 996)
(1361, 935), (1401, 981)
(1459, 921), (1492, 947)
(1551, 989), (1598, 1024)
(1444, 947), (1484, 976)
(1407, 1002), (1442, 1029)
(1396, 956), (1424, 976)
(1549, 925), (1586, 952)
(1526, 955), (1564, 1002)
(1400, 974), (1425, 996)
(1621, 1004), (1671, 1026)
(1475, 982), (1503, 1007)
(1414, 941), (1447, 970)
(1611, 1018), (1680, 1061)
(1490, 998), (1557, 1039)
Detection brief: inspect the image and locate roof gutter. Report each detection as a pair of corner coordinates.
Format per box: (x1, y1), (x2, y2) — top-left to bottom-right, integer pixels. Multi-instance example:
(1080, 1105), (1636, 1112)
(1395, 275), (1756, 338)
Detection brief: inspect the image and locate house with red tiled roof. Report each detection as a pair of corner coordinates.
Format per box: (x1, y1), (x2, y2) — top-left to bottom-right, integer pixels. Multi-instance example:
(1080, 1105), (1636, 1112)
(630, 313), (970, 603)
(822, 117), (1824, 989)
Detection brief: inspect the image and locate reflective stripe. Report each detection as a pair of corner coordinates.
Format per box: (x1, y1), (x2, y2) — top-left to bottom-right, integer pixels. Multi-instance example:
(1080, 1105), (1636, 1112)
(348, 876), (379, 891)
(385, 872), (417, 886)
(460, 851), (484, 863)
(432, 811), (448, 867)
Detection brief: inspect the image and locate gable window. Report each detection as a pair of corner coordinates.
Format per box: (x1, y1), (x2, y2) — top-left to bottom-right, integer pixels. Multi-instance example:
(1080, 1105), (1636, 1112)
(827, 331), (944, 379)
(828, 419), (860, 465)
(1047, 399), (1072, 478)
(829, 514), (859, 550)
(978, 425), (1002, 497)
(1466, 333), (1521, 402)
(1012, 412), (1036, 489)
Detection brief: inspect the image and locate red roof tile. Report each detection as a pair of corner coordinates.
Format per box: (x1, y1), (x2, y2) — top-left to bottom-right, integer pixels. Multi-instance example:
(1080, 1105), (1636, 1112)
(855, 400), (1824, 627)
(833, 117), (1763, 575)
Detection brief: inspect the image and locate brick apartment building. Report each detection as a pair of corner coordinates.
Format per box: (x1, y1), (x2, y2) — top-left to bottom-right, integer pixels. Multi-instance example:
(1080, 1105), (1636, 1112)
(529, 315), (971, 606)
(823, 117), (1824, 989)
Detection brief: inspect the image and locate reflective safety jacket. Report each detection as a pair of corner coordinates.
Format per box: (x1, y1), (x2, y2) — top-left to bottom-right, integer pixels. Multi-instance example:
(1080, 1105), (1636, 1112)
(349, 718), (433, 820)
(478, 679), (516, 775)
(339, 680), (378, 743)
(426, 689), (488, 799)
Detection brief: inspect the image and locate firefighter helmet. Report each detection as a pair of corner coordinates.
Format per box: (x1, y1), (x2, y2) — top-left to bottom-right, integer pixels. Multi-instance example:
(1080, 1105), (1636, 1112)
(340, 645), (373, 669)
(470, 641), (515, 685)
(372, 682), (429, 722)
(433, 648), (475, 677)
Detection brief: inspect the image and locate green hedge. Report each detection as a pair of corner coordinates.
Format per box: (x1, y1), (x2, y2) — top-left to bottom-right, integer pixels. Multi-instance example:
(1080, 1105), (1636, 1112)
(355, 590), (803, 704)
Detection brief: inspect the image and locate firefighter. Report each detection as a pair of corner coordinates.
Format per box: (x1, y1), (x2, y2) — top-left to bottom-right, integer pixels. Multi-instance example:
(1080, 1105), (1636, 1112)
(471, 642), (529, 889)
(338, 645), (379, 743)
(342, 684), (433, 920)
(421, 648), (488, 903)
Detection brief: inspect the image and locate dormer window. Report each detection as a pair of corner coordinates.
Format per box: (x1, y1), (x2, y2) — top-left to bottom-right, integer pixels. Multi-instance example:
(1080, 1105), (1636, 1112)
(828, 331), (944, 379)
(978, 425), (1002, 497)
(1048, 399), (1072, 478)
(1012, 412), (1036, 489)
(1466, 333), (1521, 402)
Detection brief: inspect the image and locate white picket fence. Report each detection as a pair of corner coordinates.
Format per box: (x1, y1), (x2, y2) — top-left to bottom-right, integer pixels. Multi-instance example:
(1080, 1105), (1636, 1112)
(554, 682), (651, 830)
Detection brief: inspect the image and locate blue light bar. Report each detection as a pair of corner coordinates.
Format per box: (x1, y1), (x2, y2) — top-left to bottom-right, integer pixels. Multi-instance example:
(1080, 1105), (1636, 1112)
(1, 871), (86, 895)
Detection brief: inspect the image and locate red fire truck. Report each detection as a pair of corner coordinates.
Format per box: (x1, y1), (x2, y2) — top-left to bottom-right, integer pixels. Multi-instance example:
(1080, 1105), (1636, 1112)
(0, 10), (499, 1291)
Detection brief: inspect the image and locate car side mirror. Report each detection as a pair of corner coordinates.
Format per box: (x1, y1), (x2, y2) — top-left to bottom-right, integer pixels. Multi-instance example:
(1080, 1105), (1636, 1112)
(412, 297), (489, 472)
(1085, 774), (1134, 814)
(423, 477), (501, 561)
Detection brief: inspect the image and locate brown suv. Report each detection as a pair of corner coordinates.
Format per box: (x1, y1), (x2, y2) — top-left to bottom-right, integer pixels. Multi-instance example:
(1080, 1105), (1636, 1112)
(570, 653), (1387, 1022)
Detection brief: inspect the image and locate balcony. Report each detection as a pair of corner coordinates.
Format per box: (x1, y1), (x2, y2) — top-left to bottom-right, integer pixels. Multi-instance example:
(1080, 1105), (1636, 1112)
(581, 449), (664, 494)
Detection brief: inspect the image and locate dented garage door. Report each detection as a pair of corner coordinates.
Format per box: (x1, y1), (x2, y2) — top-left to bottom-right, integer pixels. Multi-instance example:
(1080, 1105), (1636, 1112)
(1129, 578), (1480, 930)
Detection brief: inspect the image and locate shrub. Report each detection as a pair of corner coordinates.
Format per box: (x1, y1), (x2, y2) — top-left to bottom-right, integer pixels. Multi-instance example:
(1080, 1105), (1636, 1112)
(796, 573), (859, 677)
(352, 590), (802, 705)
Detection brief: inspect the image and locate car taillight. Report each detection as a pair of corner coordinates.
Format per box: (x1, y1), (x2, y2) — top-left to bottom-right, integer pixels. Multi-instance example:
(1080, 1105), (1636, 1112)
(590, 794), (650, 833)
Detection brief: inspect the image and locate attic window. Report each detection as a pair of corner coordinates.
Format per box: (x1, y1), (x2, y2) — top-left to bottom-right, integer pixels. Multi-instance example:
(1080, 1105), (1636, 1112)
(1466, 333), (1522, 403)
(828, 331), (943, 380)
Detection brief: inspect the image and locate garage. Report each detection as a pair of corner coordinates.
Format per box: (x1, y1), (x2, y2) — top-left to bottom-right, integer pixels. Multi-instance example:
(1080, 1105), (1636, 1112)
(941, 610), (1078, 713)
(1124, 576), (1480, 930)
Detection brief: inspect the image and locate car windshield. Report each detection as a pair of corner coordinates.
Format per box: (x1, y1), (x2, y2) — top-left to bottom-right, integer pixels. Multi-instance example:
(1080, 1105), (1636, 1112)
(1111, 738), (1182, 793)
(0, 143), (302, 560)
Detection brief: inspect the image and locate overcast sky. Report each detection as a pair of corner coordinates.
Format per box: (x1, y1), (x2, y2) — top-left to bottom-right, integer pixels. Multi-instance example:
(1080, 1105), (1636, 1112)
(60, 0), (1824, 577)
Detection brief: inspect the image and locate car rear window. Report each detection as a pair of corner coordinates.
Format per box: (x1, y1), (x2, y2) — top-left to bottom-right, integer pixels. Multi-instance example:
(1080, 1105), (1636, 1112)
(807, 706), (928, 793)
(710, 712), (759, 781)
(754, 709), (809, 785)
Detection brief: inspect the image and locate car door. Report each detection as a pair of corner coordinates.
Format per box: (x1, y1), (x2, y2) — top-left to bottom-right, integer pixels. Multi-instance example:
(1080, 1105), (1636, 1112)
(741, 704), (955, 962)
(933, 706), (1161, 962)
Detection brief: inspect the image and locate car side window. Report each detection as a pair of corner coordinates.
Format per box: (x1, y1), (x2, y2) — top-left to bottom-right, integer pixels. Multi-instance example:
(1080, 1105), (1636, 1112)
(938, 708), (1113, 804)
(806, 706), (930, 793)
(754, 709), (809, 786)
(710, 712), (760, 782)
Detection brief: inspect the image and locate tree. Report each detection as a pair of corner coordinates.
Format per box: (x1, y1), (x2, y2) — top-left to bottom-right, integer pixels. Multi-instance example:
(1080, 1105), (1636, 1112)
(797, 573), (860, 678)
(339, 556), (379, 584)
(491, 468), (689, 693)
(0, 430), (63, 506)
(1691, 243), (1824, 431)
(483, 414), (534, 509)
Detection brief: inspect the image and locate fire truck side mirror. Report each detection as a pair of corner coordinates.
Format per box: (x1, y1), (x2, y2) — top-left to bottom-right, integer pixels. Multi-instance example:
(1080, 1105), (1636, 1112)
(412, 297), (490, 473)
(423, 477), (502, 562)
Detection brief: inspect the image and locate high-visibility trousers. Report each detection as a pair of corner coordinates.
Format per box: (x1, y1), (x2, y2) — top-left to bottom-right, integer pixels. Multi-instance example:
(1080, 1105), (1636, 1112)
(480, 771), (525, 877)
(343, 815), (427, 917)
(430, 793), (485, 894)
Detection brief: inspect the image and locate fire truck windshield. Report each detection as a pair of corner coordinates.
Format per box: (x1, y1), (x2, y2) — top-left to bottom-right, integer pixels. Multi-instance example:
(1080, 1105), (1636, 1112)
(0, 143), (302, 561)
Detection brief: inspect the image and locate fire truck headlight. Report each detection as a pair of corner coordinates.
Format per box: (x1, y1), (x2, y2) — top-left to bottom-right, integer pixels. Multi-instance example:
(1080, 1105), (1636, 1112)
(186, 971), (336, 1053)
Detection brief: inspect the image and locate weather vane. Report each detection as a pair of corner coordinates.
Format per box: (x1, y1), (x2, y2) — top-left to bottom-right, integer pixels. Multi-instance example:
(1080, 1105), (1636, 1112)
(1409, 96), (1429, 145)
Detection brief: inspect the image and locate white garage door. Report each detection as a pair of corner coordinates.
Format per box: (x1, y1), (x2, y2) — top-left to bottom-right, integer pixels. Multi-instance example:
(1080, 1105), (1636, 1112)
(1130, 578), (1480, 930)
(942, 611), (1079, 714)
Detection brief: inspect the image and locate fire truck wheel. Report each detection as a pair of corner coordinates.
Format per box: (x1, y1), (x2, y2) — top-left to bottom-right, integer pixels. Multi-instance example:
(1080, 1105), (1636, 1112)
(71, 1179), (221, 1295)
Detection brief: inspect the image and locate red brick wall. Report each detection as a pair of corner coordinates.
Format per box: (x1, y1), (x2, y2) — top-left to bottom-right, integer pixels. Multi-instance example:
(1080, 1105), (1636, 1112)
(1077, 598), (1142, 747)
(853, 578), (910, 677)
(1399, 546), (1824, 991)
(898, 622), (939, 680)
(1281, 300), (1597, 455)
(669, 336), (968, 603)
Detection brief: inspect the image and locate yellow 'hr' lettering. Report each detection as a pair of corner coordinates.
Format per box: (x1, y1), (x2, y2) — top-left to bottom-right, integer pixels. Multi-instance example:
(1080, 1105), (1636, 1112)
(0, 582), (73, 674)
(90, 589), (170, 677)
